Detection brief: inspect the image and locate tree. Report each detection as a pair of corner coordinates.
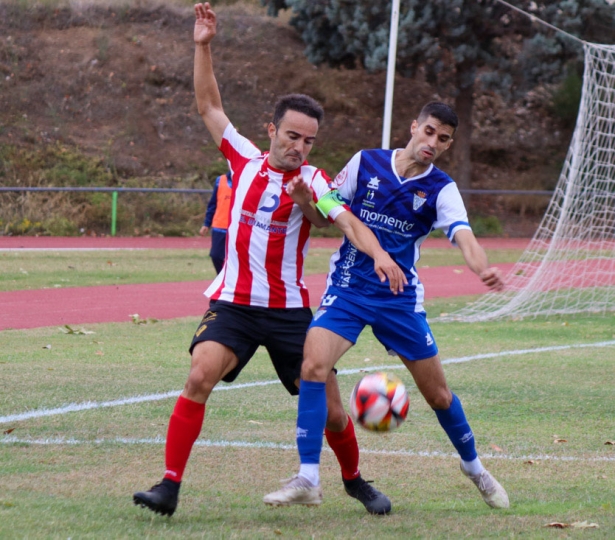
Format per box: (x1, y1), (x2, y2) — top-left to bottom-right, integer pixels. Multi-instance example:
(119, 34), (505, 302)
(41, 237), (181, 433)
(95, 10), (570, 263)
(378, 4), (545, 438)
(267, 0), (615, 194)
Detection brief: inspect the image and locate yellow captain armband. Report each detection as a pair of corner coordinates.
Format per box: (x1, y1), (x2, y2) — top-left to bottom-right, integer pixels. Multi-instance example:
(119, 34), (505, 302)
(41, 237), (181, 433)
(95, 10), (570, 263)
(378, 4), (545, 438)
(315, 189), (346, 218)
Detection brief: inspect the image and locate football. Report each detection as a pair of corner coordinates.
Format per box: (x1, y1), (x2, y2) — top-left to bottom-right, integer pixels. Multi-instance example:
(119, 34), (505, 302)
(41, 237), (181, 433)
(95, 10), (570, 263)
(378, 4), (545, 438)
(349, 372), (409, 432)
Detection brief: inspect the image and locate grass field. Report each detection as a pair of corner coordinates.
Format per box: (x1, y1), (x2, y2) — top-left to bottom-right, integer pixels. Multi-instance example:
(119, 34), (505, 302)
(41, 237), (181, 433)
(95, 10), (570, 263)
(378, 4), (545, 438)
(0, 247), (523, 291)
(1, 247), (614, 538)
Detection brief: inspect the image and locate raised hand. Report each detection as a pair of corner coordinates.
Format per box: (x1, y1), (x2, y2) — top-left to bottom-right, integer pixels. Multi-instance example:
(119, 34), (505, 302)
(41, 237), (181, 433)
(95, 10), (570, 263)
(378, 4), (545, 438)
(285, 175), (313, 207)
(194, 3), (216, 45)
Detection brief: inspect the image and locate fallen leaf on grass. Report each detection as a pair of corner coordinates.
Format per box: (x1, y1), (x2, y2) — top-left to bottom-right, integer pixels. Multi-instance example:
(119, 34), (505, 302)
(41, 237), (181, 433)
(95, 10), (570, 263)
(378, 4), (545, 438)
(59, 325), (94, 335)
(42, 344), (51, 349)
(490, 444), (503, 452)
(3, 428), (15, 435)
(544, 522), (569, 529)
(130, 314), (159, 325)
(553, 438), (568, 443)
(524, 460), (539, 465)
(544, 521), (599, 529)
(95, 351), (104, 356)
(248, 420), (263, 425)
(571, 521), (599, 529)
(604, 441), (615, 445)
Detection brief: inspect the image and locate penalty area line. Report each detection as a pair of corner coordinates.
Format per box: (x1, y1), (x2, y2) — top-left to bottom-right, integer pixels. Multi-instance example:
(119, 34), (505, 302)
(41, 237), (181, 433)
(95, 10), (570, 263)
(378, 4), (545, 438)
(1, 435), (614, 463)
(1, 339), (614, 425)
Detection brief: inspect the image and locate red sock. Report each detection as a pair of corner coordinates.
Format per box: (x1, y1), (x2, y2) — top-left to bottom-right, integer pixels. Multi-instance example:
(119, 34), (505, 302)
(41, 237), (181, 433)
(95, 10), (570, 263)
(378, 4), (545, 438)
(325, 415), (360, 481)
(163, 395), (205, 482)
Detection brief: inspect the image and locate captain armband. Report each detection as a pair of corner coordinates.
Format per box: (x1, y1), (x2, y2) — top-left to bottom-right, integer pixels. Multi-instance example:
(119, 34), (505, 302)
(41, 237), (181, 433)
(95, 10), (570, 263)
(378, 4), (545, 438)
(315, 190), (346, 218)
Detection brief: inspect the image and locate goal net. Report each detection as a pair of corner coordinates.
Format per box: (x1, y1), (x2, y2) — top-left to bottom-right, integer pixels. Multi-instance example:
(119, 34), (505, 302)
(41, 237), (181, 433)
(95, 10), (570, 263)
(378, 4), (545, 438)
(441, 42), (615, 322)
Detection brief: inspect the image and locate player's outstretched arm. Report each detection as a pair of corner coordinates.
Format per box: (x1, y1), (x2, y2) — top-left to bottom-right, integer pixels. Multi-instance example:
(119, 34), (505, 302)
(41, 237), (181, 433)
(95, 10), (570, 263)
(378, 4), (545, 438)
(286, 175), (329, 228)
(334, 212), (407, 294)
(194, 2), (230, 147)
(455, 229), (504, 291)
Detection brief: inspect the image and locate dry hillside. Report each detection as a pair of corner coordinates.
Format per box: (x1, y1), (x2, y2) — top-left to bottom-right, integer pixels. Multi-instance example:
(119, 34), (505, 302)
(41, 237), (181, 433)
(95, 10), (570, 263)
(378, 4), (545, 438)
(0, 2), (571, 236)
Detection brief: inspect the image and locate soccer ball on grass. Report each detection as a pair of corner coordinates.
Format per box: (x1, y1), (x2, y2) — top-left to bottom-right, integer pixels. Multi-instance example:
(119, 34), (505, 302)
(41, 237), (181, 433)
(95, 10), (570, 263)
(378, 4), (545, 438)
(349, 372), (409, 432)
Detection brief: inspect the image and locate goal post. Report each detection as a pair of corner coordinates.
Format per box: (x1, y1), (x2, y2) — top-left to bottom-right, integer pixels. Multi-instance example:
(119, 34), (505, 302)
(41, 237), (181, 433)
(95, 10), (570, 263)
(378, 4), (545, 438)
(440, 42), (615, 322)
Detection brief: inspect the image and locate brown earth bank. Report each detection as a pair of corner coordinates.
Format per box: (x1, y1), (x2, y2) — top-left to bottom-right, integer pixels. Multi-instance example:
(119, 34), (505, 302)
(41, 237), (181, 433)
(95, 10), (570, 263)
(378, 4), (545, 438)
(0, 1), (571, 237)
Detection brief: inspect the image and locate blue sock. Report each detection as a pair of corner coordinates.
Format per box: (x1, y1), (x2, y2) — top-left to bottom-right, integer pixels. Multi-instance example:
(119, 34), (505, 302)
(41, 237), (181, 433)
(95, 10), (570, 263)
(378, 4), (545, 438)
(433, 393), (477, 461)
(296, 380), (327, 465)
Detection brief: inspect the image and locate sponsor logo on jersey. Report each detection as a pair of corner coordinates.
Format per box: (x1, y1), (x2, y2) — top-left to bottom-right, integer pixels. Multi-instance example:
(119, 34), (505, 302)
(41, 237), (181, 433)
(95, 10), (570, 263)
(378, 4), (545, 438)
(296, 427), (308, 438)
(239, 210), (288, 235)
(425, 332), (434, 346)
(413, 190), (427, 211)
(258, 191), (281, 213)
(367, 176), (380, 190)
(359, 208), (414, 234)
(338, 244), (358, 287)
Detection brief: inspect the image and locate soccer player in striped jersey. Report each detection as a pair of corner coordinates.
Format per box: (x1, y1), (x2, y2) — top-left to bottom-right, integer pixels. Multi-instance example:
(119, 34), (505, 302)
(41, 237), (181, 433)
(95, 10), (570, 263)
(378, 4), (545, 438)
(133, 2), (406, 517)
(264, 102), (510, 510)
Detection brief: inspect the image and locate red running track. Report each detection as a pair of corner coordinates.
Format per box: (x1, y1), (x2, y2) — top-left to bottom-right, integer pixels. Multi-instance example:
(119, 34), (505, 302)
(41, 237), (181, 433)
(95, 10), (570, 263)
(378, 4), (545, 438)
(0, 236), (525, 330)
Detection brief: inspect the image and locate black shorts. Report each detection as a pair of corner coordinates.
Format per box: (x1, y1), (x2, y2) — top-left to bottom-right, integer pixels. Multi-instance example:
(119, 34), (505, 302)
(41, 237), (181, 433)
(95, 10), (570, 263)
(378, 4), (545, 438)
(189, 300), (313, 395)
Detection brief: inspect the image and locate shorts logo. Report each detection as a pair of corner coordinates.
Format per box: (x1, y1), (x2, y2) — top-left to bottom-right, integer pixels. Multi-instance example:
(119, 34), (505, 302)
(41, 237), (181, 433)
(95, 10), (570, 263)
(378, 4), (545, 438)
(296, 427), (308, 438)
(321, 294), (337, 307)
(425, 332), (434, 346)
(413, 190), (427, 211)
(195, 311), (217, 337)
(313, 308), (326, 321)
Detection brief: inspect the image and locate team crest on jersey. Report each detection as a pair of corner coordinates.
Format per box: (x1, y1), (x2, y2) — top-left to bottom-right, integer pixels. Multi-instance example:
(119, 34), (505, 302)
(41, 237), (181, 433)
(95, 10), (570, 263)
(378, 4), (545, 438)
(413, 190), (427, 211)
(333, 167), (348, 188)
(367, 176), (380, 190)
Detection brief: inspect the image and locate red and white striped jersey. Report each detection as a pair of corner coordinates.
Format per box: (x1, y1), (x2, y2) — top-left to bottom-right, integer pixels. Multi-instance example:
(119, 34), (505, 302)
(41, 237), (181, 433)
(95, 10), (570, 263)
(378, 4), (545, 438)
(204, 123), (347, 308)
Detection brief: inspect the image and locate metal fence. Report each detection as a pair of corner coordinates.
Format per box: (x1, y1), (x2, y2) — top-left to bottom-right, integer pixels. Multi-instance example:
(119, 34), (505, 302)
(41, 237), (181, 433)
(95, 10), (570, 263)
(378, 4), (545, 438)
(0, 186), (553, 236)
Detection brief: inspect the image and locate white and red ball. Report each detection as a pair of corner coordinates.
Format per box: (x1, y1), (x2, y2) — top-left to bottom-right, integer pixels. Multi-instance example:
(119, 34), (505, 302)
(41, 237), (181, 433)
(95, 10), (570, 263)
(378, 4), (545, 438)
(349, 372), (409, 432)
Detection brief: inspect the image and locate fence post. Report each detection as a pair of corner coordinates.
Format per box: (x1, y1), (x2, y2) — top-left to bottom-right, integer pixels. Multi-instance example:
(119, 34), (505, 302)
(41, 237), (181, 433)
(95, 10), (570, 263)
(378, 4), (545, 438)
(111, 191), (118, 236)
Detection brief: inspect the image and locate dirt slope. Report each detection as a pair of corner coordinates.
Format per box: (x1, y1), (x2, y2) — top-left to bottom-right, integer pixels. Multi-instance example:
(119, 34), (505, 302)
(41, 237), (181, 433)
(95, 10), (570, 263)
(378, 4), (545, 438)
(0, 2), (569, 235)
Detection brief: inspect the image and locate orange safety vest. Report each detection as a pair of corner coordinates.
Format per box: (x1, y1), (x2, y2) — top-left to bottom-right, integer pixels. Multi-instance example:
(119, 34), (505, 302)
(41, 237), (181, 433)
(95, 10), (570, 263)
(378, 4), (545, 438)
(211, 173), (232, 230)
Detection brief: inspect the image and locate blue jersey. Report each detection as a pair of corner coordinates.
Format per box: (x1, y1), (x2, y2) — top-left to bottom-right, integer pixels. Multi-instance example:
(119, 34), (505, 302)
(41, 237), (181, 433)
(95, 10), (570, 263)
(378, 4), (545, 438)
(327, 148), (472, 311)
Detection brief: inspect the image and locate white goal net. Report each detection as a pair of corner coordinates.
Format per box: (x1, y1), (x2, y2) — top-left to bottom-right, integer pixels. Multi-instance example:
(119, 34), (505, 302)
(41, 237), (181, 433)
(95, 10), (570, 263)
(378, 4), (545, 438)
(442, 42), (615, 322)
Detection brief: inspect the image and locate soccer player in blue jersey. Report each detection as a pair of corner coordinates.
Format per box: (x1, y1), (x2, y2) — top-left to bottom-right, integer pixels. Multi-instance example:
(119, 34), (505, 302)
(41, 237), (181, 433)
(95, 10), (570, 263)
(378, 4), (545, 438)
(264, 101), (509, 510)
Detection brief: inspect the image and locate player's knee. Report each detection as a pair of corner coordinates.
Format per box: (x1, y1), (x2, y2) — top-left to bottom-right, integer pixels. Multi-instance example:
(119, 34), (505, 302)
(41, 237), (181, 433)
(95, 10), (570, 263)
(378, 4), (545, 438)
(426, 388), (453, 410)
(184, 348), (222, 400)
(300, 358), (328, 382)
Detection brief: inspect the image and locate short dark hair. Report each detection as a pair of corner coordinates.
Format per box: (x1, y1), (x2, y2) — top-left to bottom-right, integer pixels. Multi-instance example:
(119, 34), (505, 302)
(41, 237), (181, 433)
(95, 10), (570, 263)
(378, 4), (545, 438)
(417, 102), (458, 131)
(272, 94), (324, 129)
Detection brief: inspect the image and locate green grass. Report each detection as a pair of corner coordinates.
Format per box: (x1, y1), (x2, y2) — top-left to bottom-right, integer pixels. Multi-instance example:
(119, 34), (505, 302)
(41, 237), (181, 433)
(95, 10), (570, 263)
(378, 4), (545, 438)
(0, 247), (524, 291)
(1, 303), (614, 538)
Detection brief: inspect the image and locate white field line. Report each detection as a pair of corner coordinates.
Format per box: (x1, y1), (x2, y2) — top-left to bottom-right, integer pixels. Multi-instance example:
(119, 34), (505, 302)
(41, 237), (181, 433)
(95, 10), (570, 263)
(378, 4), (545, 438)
(2, 435), (615, 463)
(2, 340), (615, 426)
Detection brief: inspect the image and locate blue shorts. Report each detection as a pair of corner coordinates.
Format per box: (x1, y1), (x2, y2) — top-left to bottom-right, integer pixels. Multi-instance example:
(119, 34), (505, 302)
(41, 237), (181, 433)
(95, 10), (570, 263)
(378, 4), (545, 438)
(309, 290), (438, 361)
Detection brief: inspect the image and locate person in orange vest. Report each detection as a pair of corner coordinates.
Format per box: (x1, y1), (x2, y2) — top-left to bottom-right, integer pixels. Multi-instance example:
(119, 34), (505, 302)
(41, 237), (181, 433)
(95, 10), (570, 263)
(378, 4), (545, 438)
(199, 171), (232, 273)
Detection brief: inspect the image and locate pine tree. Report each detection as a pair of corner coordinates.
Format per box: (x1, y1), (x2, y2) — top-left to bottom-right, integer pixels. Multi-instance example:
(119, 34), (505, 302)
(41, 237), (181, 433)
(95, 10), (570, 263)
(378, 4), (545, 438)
(271, 0), (615, 192)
